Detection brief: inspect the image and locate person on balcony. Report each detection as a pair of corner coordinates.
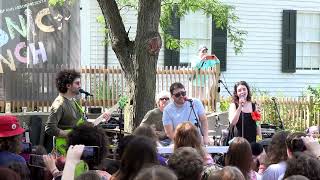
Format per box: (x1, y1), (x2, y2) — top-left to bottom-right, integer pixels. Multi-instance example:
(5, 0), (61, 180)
(190, 45), (220, 100)
(162, 82), (210, 145)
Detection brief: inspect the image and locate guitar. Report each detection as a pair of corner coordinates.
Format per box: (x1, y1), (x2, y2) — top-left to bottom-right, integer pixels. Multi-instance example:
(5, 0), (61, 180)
(53, 97), (128, 155)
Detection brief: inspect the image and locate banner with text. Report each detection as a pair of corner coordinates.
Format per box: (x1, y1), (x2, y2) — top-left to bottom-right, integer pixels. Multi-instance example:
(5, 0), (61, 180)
(0, 0), (80, 100)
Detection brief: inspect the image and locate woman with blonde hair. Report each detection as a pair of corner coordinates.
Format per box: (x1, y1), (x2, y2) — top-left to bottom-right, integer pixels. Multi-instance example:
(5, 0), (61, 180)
(174, 122), (213, 165)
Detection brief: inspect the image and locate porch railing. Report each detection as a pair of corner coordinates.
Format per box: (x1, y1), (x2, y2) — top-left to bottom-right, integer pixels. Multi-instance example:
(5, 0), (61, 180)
(0, 65), (220, 112)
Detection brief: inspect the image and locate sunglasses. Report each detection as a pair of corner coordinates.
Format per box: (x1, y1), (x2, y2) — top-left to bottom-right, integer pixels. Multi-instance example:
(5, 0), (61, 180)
(173, 91), (186, 98)
(159, 97), (170, 101)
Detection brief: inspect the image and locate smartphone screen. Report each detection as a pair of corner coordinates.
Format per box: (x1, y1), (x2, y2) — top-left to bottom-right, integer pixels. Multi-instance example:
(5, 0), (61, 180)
(29, 154), (45, 168)
(81, 146), (99, 164)
(21, 142), (32, 153)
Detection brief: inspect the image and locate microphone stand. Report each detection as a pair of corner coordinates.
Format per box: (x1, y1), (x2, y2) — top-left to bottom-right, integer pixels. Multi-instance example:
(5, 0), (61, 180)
(239, 95), (245, 139)
(272, 98), (284, 130)
(118, 107), (124, 142)
(83, 94), (89, 120)
(241, 104), (244, 138)
(188, 99), (204, 136)
(219, 80), (232, 97)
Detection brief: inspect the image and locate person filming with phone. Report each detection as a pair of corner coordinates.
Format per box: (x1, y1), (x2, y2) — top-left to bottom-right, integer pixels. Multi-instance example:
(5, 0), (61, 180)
(40, 123), (111, 179)
(190, 45), (220, 99)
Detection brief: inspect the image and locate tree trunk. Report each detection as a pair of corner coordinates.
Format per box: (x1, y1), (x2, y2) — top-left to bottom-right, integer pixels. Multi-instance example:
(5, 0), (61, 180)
(97, 0), (161, 132)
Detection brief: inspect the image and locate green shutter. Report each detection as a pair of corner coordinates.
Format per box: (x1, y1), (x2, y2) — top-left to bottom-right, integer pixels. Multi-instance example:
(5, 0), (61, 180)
(212, 18), (227, 71)
(282, 10), (297, 73)
(164, 6), (180, 67)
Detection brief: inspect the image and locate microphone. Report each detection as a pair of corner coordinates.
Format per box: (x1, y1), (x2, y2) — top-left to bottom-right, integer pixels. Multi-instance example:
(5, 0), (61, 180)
(239, 94), (245, 106)
(184, 97), (193, 102)
(79, 89), (93, 96)
(218, 80), (223, 83)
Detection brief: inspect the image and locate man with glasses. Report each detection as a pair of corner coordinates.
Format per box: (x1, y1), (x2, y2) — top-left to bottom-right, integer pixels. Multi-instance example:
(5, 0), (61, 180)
(162, 82), (210, 145)
(140, 91), (171, 141)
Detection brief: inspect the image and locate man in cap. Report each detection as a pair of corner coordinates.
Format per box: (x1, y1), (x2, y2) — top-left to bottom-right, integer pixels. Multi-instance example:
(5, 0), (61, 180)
(0, 115), (26, 167)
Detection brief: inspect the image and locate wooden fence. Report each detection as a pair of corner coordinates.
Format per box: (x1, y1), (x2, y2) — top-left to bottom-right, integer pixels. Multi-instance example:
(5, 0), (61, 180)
(1, 64), (319, 131)
(221, 96), (320, 131)
(0, 65), (220, 112)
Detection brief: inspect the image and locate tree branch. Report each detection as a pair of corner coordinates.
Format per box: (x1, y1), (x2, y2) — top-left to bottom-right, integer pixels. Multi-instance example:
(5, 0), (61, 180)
(96, 0), (134, 76)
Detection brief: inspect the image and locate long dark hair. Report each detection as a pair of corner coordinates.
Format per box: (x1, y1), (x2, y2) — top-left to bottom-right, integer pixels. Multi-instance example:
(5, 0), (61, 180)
(232, 81), (252, 105)
(283, 152), (320, 180)
(225, 137), (252, 179)
(115, 136), (158, 180)
(67, 123), (108, 169)
(266, 131), (290, 166)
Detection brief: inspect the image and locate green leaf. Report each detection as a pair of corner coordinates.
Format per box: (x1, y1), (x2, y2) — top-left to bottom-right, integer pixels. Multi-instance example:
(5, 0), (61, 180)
(160, 0), (247, 54)
(118, 96), (129, 109)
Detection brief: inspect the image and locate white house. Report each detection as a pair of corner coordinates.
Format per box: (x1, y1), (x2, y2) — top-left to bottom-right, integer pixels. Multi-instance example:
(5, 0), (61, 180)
(80, 0), (320, 97)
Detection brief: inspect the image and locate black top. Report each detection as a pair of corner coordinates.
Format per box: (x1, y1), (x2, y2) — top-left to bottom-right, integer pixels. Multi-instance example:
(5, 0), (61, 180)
(235, 103), (257, 143)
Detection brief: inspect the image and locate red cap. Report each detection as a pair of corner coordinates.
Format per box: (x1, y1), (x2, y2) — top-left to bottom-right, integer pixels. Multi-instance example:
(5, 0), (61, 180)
(0, 115), (25, 138)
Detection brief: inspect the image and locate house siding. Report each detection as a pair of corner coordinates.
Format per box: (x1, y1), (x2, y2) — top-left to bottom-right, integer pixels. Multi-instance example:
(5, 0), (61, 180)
(81, 0), (320, 97)
(80, 0), (106, 66)
(220, 0), (320, 97)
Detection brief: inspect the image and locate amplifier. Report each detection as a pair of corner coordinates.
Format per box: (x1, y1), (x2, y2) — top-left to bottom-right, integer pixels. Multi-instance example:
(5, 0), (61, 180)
(261, 124), (277, 139)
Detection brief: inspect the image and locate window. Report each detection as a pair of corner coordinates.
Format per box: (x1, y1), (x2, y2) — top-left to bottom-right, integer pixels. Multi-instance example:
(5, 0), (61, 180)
(179, 11), (212, 65)
(296, 12), (320, 70)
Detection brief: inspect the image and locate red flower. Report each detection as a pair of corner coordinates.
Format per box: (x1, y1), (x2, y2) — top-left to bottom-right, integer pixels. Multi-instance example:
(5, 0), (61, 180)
(251, 111), (261, 121)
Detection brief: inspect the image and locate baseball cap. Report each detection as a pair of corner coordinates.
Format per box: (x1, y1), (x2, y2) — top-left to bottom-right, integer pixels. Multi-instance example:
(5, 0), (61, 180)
(0, 115), (25, 138)
(198, 45), (208, 52)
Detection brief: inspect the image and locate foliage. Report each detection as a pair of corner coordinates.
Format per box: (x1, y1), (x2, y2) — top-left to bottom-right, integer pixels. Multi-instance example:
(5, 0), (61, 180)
(118, 96), (129, 109)
(96, 15), (109, 46)
(160, 0), (247, 54)
(250, 87), (295, 130)
(306, 85), (320, 111)
(95, 0), (247, 53)
(116, 0), (138, 10)
(251, 87), (269, 97)
(48, 0), (74, 6)
(163, 34), (194, 50)
(94, 82), (120, 100)
(96, 15), (106, 24)
(220, 97), (231, 112)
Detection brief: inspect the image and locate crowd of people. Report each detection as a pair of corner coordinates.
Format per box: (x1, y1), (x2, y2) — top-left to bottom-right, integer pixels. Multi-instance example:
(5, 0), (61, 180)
(0, 69), (320, 180)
